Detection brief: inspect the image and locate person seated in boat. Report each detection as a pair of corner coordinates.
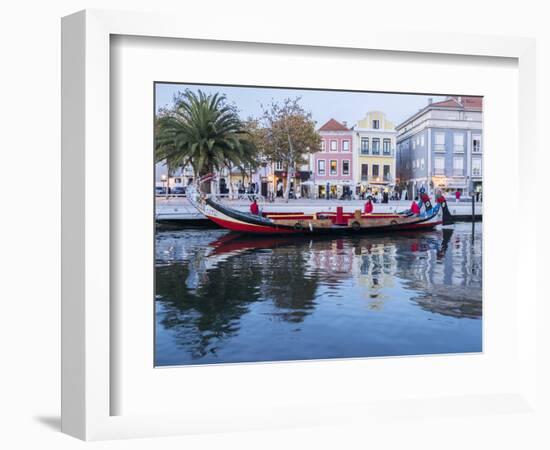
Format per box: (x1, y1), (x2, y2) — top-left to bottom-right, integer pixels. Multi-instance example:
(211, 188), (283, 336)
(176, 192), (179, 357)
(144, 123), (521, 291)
(410, 198), (421, 215)
(364, 198), (373, 214)
(250, 199), (260, 215)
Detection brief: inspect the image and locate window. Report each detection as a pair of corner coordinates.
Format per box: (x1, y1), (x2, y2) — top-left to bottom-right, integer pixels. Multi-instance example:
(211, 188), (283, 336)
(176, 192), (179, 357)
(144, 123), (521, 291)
(453, 157), (464, 176)
(372, 164), (380, 179)
(317, 159), (325, 175)
(472, 158), (482, 176)
(383, 165), (391, 181)
(453, 133), (464, 153)
(342, 160), (350, 175)
(383, 139), (391, 155)
(435, 132), (445, 152)
(372, 138), (380, 155)
(372, 119), (380, 129)
(275, 161), (284, 171)
(330, 160), (337, 175)
(330, 140), (337, 152)
(420, 158), (425, 170)
(472, 134), (482, 152)
(361, 138), (369, 155)
(342, 140), (350, 151)
(434, 156), (445, 175)
(320, 140), (326, 151)
(361, 164), (369, 181)
(421, 135), (425, 146)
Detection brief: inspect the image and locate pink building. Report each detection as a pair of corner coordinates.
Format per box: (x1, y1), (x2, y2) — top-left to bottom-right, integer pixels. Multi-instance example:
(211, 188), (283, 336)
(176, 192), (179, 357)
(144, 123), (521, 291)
(314, 119), (354, 199)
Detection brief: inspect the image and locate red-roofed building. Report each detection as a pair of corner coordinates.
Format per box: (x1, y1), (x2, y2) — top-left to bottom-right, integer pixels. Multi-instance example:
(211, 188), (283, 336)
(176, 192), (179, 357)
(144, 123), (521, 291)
(313, 119), (354, 199)
(395, 96), (483, 199)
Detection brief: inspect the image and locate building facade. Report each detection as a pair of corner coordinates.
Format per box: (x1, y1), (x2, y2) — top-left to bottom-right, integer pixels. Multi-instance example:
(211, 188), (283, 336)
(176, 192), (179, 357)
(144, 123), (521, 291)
(353, 111), (396, 195)
(313, 119), (354, 198)
(396, 96), (483, 199)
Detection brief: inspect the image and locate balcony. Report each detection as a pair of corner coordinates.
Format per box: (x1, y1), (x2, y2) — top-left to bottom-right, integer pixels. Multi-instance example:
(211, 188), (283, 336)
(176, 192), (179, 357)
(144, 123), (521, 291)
(434, 168), (445, 175)
(361, 175), (369, 181)
(453, 169), (464, 176)
(434, 144), (446, 153)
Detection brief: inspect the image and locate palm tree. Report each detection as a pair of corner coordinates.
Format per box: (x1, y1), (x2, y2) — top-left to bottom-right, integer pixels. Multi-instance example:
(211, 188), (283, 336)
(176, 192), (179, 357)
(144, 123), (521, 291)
(155, 90), (257, 193)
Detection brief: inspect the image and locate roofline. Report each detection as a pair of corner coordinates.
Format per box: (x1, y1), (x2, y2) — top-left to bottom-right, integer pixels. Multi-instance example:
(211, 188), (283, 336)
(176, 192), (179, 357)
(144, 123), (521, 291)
(396, 103), (482, 131)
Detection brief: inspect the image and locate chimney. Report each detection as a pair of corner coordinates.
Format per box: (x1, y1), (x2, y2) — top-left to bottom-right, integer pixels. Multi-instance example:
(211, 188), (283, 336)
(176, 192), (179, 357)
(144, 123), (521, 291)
(428, 98), (433, 105)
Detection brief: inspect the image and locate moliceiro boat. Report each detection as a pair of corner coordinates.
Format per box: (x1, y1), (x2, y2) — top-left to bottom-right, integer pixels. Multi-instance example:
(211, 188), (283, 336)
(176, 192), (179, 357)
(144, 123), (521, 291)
(187, 177), (452, 235)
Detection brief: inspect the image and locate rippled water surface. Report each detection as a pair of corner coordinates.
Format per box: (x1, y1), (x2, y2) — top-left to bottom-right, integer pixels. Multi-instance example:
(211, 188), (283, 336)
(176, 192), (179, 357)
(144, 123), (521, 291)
(155, 223), (482, 366)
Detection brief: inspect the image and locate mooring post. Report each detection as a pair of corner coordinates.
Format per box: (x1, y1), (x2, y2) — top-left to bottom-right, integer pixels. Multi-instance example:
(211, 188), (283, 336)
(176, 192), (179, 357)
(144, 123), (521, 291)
(471, 190), (475, 222)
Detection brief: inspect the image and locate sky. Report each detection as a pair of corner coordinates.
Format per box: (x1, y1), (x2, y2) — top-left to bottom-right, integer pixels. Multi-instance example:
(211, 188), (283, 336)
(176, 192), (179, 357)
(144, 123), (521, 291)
(155, 83), (447, 128)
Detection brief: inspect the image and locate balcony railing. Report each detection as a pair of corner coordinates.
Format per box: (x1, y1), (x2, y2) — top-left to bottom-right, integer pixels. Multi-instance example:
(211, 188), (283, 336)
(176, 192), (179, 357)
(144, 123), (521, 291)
(453, 145), (465, 153)
(361, 175), (369, 181)
(434, 168), (445, 175)
(359, 148), (395, 156)
(434, 144), (446, 153)
(453, 169), (464, 176)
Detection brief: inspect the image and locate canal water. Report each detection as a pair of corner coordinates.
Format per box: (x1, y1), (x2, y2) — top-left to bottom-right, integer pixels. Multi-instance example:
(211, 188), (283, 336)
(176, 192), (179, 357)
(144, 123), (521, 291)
(155, 223), (482, 366)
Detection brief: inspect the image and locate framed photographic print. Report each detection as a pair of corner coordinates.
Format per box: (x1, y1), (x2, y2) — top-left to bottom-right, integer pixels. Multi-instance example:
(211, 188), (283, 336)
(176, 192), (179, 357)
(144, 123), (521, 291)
(62, 9), (539, 441)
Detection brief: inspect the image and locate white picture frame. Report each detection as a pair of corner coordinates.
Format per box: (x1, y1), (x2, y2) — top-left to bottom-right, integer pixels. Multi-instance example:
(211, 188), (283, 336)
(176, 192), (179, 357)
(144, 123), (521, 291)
(61, 9), (539, 441)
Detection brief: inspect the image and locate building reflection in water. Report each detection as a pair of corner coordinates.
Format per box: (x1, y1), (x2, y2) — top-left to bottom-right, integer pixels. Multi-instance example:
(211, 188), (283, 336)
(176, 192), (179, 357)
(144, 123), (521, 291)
(155, 223), (482, 364)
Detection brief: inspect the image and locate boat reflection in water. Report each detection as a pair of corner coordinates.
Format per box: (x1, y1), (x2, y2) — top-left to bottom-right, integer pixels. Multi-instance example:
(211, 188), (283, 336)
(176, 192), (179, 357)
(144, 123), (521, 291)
(155, 223), (482, 366)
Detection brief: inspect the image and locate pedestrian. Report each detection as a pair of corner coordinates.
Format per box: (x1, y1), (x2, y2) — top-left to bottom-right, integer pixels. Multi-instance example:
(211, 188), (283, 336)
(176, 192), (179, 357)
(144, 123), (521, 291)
(364, 198), (373, 214)
(277, 181), (283, 198)
(250, 199), (259, 215)
(411, 199), (421, 215)
(455, 190), (461, 203)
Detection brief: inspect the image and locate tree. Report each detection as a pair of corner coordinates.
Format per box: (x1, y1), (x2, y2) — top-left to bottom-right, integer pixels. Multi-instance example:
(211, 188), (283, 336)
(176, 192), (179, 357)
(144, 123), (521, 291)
(155, 89), (258, 193)
(259, 98), (320, 202)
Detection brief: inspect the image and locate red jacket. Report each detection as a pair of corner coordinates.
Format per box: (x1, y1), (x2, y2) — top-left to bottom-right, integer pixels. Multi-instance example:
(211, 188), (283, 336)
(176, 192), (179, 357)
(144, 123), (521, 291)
(250, 202), (259, 215)
(411, 201), (421, 214)
(364, 201), (373, 214)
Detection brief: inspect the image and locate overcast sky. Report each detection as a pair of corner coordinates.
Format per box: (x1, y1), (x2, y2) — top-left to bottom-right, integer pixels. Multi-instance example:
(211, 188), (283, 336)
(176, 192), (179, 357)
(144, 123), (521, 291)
(155, 83), (447, 128)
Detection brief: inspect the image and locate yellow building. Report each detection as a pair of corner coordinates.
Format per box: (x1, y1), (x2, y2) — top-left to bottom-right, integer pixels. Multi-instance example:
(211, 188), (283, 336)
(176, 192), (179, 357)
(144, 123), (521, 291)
(353, 111), (397, 195)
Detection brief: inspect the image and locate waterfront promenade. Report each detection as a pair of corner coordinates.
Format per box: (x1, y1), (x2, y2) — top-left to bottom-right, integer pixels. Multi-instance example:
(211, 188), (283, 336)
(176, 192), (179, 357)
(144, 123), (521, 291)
(155, 196), (482, 222)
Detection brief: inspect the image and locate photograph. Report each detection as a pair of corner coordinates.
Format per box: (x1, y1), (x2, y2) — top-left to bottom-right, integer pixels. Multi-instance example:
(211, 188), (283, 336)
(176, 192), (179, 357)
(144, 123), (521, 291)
(153, 83), (483, 366)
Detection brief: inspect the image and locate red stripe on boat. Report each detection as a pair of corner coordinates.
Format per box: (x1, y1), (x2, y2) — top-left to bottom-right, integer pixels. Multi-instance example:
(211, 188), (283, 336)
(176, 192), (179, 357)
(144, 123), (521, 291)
(208, 216), (300, 234)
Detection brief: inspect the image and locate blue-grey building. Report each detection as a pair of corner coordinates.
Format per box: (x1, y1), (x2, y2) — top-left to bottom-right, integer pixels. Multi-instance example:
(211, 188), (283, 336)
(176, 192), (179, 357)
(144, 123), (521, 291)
(396, 96), (483, 199)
